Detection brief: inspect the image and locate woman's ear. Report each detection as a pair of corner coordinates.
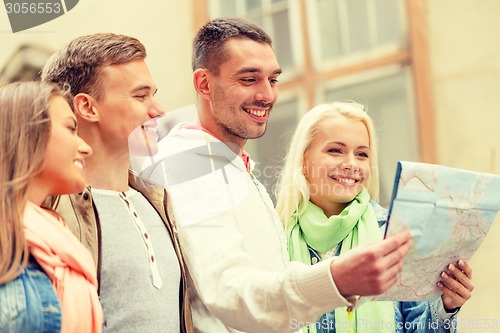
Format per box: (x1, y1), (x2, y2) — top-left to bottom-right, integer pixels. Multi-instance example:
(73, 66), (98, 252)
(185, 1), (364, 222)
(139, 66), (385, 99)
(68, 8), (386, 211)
(73, 93), (99, 123)
(193, 68), (211, 101)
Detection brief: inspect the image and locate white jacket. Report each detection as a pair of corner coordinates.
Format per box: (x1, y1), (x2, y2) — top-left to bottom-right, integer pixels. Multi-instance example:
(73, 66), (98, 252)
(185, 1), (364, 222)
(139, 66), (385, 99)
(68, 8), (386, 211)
(139, 124), (349, 333)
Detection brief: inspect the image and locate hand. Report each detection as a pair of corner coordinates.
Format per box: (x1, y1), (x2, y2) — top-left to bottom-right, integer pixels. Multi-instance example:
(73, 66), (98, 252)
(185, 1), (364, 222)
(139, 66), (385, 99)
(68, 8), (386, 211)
(330, 230), (412, 297)
(438, 259), (474, 311)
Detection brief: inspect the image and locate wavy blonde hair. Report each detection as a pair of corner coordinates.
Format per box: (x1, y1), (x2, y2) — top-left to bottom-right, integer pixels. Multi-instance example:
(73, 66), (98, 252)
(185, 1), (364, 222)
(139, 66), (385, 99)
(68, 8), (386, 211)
(0, 81), (68, 284)
(275, 102), (380, 227)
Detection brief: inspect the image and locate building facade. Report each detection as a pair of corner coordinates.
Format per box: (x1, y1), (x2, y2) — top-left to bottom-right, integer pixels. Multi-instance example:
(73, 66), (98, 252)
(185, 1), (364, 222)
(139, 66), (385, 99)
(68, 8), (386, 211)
(1, 0), (499, 328)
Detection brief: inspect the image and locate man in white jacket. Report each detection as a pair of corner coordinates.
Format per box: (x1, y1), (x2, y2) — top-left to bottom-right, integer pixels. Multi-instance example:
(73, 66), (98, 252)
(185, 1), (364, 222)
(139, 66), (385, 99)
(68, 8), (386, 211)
(140, 17), (412, 333)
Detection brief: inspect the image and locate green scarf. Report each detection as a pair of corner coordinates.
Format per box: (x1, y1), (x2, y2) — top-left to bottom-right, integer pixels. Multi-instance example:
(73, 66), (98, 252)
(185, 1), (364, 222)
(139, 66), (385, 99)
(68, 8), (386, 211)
(287, 188), (395, 333)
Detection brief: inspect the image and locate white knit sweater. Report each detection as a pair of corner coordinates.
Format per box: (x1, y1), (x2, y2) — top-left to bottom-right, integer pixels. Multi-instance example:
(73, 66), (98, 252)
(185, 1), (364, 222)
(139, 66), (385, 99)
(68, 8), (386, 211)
(139, 124), (349, 333)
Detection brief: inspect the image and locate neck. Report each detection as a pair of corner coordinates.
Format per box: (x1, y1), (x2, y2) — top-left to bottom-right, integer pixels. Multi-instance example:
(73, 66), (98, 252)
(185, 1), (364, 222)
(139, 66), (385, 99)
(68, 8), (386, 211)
(309, 198), (347, 218)
(198, 105), (246, 154)
(79, 127), (131, 192)
(221, 137), (244, 155)
(83, 149), (130, 192)
(26, 185), (47, 207)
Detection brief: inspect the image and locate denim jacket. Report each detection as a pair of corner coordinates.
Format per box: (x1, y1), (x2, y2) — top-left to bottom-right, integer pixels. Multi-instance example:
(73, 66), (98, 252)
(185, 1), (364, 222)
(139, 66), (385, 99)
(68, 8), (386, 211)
(0, 258), (61, 333)
(307, 201), (458, 333)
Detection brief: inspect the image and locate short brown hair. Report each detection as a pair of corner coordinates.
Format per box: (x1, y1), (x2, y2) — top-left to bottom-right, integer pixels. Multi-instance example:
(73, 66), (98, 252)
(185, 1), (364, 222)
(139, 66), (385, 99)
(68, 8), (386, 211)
(41, 33), (147, 100)
(192, 17), (272, 74)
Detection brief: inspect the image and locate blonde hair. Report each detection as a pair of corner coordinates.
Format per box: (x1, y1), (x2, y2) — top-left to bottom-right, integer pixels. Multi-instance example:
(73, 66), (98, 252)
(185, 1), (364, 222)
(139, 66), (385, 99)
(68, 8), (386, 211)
(275, 102), (380, 227)
(0, 81), (68, 284)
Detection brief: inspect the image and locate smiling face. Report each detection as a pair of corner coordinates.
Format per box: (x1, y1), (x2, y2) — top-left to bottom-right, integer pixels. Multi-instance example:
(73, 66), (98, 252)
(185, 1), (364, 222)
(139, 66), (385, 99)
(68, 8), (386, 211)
(93, 59), (164, 156)
(303, 114), (371, 217)
(128, 118), (160, 157)
(203, 38), (282, 147)
(35, 96), (92, 197)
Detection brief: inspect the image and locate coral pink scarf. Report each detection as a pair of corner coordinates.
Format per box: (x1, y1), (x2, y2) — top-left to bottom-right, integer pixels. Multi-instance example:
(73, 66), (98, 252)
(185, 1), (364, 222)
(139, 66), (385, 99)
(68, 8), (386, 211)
(23, 201), (103, 333)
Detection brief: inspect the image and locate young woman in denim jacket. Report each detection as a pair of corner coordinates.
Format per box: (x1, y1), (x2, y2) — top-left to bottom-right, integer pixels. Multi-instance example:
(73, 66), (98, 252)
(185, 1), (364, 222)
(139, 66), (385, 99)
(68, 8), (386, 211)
(276, 102), (474, 333)
(0, 81), (102, 332)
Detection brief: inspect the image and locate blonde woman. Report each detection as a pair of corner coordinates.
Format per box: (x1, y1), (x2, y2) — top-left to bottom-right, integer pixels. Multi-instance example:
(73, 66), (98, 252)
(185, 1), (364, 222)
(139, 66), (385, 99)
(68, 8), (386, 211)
(0, 81), (102, 332)
(276, 102), (474, 333)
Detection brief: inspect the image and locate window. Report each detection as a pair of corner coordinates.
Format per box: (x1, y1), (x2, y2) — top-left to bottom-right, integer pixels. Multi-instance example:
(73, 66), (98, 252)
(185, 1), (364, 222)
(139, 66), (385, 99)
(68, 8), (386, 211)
(309, 0), (407, 67)
(208, 0), (298, 72)
(204, 0), (421, 205)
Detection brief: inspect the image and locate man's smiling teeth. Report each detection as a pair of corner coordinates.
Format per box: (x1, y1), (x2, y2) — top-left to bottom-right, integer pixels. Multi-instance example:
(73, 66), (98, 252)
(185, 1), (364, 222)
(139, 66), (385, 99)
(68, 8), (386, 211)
(74, 160), (83, 170)
(244, 108), (266, 117)
(142, 126), (157, 132)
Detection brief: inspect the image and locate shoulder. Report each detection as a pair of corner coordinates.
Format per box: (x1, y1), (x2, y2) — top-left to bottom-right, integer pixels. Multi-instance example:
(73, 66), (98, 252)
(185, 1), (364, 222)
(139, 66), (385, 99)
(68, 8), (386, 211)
(138, 125), (219, 178)
(51, 189), (92, 212)
(0, 271), (30, 330)
(156, 123), (207, 155)
(129, 169), (164, 193)
(370, 200), (388, 228)
(129, 170), (166, 210)
(52, 191), (99, 266)
(52, 191), (93, 231)
(0, 261), (62, 332)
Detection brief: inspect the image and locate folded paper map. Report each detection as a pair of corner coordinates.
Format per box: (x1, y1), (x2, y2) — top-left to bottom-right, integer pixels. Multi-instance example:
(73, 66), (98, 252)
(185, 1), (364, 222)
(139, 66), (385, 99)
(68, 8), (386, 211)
(372, 161), (500, 302)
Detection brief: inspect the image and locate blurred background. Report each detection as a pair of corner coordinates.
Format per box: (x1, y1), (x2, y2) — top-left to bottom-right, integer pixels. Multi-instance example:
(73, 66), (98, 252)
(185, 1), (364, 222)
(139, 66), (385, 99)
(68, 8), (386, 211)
(1, 0), (499, 330)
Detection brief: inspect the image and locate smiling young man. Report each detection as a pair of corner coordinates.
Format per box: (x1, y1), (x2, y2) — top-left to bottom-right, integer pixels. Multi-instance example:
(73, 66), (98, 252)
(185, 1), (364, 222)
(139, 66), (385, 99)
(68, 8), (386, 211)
(139, 18), (412, 333)
(41, 33), (192, 333)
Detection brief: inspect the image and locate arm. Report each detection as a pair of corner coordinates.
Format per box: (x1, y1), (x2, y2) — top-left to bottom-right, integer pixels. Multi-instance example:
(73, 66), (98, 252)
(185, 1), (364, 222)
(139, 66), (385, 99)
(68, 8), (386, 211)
(175, 185), (411, 333)
(438, 259), (474, 311)
(166, 158), (346, 332)
(331, 200), (412, 297)
(398, 299), (458, 333)
(331, 230), (413, 297)
(145, 133), (412, 332)
(176, 199), (346, 332)
(397, 260), (473, 333)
